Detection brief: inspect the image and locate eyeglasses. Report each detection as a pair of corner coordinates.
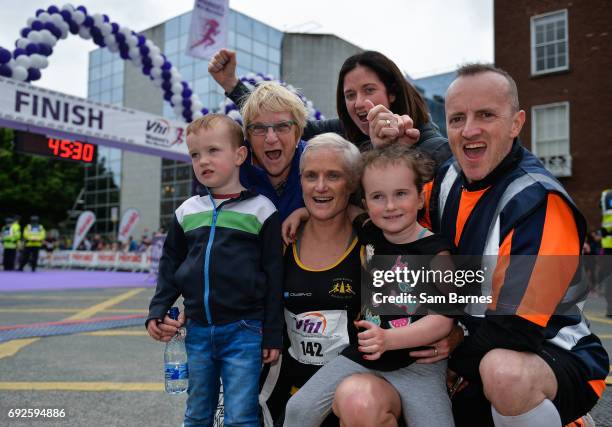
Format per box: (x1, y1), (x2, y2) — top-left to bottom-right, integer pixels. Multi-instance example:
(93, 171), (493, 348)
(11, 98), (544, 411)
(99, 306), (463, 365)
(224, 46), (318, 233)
(246, 120), (295, 136)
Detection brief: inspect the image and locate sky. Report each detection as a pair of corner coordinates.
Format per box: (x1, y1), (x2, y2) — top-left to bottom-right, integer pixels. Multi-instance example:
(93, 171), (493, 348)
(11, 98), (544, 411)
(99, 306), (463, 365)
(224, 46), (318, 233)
(0, 0), (493, 98)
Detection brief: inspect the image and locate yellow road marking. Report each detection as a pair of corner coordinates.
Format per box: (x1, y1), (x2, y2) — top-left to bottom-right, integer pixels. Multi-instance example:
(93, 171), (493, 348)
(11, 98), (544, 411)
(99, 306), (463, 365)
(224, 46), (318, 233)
(585, 313), (612, 326)
(598, 334), (612, 339)
(80, 330), (148, 336)
(607, 376), (612, 385)
(1, 295), (107, 301)
(0, 308), (146, 314)
(65, 288), (144, 321)
(0, 382), (163, 391)
(0, 288), (145, 359)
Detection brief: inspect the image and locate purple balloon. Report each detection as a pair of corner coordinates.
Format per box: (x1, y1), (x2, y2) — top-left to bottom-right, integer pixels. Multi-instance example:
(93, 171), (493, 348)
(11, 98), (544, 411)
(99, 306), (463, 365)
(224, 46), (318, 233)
(27, 68), (42, 81)
(0, 48), (11, 64)
(60, 10), (71, 21)
(13, 48), (27, 58)
(141, 57), (152, 67)
(163, 91), (172, 101)
(139, 45), (150, 56)
(142, 65), (152, 75)
(68, 22), (79, 35)
(31, 20), (44, 31)
(47, 5), (60, 14)
(137, 35), (146, 46)
(202, 107), (210, 115)
(182, 99), (192, 108)
(161, 71), (172, 81)
(0, 64), (12, 77)
(114, 33), (126, 44)
(38, 44), (52, 56)
(25, 43), (39, 55)
(111, 23), (119, 34)
(76, 5), (88, 14)
(44, 22), (62, 39)
(102, 14), (110, 23)
(35, 9), (45, 17)
(21, 28), (31, 38)
(83, 16), (94, 28)
(161, 61), (171, 71)
(182, 88), (193, 98)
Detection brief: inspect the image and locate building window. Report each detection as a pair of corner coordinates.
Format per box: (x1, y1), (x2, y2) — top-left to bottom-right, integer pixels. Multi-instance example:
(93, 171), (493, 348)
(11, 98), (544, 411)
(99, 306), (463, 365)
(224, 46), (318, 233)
(531, 102), (571, 177)
(531, 10), (568, 75)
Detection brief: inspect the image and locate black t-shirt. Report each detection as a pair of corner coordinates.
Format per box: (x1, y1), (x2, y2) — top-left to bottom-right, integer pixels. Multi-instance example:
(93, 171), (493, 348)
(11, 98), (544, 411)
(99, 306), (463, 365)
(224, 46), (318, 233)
(341, 214), (451, 371)
(279, 236), (363, 388)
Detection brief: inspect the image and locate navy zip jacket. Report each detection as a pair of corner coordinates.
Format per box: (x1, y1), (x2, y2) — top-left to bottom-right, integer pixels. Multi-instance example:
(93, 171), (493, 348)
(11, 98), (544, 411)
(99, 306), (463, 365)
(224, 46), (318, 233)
(147, 190), (284, 348)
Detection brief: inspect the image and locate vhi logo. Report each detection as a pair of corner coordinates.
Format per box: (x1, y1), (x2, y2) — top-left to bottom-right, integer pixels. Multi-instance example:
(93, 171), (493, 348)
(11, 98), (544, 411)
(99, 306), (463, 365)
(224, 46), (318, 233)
(295, 312), (327, 334)
(146, 119), (170, 135)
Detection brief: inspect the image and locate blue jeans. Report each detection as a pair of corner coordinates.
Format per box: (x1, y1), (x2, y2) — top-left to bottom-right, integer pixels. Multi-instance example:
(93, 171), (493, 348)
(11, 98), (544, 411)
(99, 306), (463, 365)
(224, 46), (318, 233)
(184, 319), (262, 427)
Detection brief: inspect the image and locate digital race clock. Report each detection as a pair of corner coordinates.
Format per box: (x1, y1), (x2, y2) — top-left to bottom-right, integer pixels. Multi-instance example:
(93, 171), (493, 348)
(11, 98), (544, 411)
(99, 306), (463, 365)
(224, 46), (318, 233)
(14, 131), (97, 164)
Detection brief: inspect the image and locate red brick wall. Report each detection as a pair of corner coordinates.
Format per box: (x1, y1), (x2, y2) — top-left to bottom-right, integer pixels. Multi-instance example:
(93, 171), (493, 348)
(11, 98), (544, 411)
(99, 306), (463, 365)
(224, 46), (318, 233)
(494, 0), (612, 229)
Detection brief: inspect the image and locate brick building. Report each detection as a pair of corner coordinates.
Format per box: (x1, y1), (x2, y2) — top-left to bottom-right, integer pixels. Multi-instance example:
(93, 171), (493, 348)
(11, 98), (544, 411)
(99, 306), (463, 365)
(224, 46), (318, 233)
(495, 0), (612, 228)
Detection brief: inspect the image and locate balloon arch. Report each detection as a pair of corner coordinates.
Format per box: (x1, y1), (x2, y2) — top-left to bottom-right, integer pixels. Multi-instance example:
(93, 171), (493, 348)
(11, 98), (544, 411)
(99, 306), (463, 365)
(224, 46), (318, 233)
(0, 4), (323, 124)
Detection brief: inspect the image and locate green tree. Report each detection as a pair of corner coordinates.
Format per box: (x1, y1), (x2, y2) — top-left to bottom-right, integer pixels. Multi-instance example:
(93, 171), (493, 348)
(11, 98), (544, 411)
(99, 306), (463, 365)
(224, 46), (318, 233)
(0, 128), (84, 230)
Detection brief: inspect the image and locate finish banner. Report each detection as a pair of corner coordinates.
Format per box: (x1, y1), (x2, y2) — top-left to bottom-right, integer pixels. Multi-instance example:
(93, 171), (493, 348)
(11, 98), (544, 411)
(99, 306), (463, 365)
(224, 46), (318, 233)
(117, 208), (140, 243)
(72, 211), (96, 250)
(0, 76), (188, 162)
(187, 0), (229, 60)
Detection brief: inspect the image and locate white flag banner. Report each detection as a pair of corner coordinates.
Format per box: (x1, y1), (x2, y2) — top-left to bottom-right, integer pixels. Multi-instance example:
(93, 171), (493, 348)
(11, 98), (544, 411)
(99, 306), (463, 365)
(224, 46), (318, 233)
(72, 211), (96, 250)
(117, 208), (141, 243)
(187, 0), (229, 60)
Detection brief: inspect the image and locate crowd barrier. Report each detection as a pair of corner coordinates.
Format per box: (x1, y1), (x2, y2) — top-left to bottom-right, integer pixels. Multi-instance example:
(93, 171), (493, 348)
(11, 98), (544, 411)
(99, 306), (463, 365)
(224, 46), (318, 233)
(38, 250), (155, 272)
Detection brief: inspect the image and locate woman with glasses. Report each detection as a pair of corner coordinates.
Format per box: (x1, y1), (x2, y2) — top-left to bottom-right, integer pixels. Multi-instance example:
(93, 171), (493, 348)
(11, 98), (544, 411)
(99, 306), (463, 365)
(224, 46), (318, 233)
(208, 49), (451, 167)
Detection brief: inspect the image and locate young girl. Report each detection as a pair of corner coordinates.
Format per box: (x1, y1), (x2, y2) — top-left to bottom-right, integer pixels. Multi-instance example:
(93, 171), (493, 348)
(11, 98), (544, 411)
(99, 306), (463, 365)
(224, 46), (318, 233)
(282, 143), (455, 427)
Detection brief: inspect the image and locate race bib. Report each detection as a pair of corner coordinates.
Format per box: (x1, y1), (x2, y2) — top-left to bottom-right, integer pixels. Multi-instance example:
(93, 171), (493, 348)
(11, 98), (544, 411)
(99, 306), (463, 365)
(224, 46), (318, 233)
(285, 309), (350, 366)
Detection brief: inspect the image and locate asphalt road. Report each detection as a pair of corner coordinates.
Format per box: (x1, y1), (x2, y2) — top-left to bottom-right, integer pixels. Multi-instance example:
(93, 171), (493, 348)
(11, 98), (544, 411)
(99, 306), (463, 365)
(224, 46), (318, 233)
(0, 279), (610, 426)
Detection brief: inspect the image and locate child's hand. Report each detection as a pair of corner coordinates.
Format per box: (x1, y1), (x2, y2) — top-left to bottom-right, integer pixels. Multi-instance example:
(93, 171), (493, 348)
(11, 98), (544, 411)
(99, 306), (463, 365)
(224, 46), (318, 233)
(282, 207), (309, 245)
(262, 348), (280, 364)
(355, 320), (387, 361)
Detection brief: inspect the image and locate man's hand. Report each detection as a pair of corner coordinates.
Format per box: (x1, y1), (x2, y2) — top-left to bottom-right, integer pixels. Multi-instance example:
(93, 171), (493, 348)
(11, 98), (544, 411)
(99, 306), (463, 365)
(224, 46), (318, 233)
(146, 311), (186, 342)
(208, 48), (239, 93)
(355, 320), (388, 361)
(365, 101), (420, 147)
(409, 324), (464, 363)
(263, 348), (280, 364)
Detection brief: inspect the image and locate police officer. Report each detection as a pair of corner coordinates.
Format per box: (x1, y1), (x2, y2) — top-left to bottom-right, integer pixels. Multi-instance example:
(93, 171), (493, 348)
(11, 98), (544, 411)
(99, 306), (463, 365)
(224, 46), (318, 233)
(19, 215), (46, 272)
(2, 216), (21, 271)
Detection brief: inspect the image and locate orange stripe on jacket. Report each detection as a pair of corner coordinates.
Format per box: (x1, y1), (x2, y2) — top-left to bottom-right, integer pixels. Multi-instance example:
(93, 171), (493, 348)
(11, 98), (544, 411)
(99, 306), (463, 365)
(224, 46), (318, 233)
(454, 187), (488, 247)
(490, 230), (514, 311)
(419, 181), (434, 230)
(588, 379), (606, 397)
(517, 193), (580, 327)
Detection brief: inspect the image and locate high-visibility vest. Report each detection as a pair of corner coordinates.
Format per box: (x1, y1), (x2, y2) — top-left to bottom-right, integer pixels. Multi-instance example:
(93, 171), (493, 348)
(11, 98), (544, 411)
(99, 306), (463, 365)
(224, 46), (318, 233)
(602, 189), (612, 249)
(23, 224), (46, 248)
(2, 222), (21, 249)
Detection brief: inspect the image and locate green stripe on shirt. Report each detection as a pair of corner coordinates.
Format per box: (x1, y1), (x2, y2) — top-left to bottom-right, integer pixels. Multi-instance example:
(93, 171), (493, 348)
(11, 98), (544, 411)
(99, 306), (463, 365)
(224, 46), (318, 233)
(181, 210), (262, 234)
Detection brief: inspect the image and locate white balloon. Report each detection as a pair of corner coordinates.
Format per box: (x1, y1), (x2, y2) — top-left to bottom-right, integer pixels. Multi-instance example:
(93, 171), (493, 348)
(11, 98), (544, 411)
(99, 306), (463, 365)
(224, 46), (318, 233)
(40, 56), (49, 69)
(170, 75), (182, 85)
(173, 104), (184, 114)
(61, 4), (75, 12)
(39, 30), (57, 46)
(12, 66), (28, 81)
(151, 78), (162, 87)
(72, 10), (85, 25)
(172, 83), (183, 94)
(171, 94), (182, 105)
(27, 17), (35, 26)
(151, 55), (164, 67)
(107, 42), (119, 53)
(15, 55), (31, 69)
(128, 47), (139, 59)
(151, 67), (162, 78)
(149, 45), (160, 57)
(38, 12), (50, 23)
(16, 38), (30, 49)
(92, 14), (104, 26)
(79, 27), (91, 40)
(28, 54), (42, 68)
(192, 100), (204, 112)
(57, 22), (69, 39)
(193, 111), (204, 119)
(27, 31), (42, 43)
(228, 110), (242, 121)
(100, 23), (112, 37)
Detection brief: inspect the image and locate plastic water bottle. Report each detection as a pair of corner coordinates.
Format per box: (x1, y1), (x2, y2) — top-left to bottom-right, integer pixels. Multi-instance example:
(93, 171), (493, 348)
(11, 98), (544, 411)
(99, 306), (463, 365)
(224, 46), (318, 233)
(164, 307), (188, 394)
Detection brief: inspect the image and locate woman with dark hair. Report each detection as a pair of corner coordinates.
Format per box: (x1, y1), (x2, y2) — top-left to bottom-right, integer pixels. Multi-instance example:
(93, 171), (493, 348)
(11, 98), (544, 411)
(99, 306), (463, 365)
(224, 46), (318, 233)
(208, 49), (451, 166)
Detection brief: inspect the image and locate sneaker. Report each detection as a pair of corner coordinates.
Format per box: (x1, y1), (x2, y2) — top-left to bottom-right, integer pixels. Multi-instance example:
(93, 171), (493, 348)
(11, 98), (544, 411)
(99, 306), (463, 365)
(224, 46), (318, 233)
(566, 412), (596, 427)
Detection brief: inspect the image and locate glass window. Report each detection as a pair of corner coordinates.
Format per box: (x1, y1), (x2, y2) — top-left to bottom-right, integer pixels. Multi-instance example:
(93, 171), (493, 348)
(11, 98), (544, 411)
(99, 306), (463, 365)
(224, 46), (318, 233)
(179, 33), (189, 51)
(166, 17), (180, 39)
(180, 12), (192, 34)
(181, 65), (194, 81)
(111, 88), (122, 105)
(112, 72), (123, 89)
(269, 28), (283, 49)
(194, 63), (208, 79)
(100, 77), (112, 92)
(228, 30), (236, 49)
(253, 20), (267, 43)
(237, 33), (251, 52)
(101, 61), (112, 77)
(531, 102), (571, 177)
(236, 51), (252, 70)
(252, 57), (267, 75)
(253, 41), (267, 59)
(90, 49), (101, 67)
(99, 90), (111, 104)
(167, 52), (179, 67)
(268, 62), (280, 78)
(530, 10), (568, 74)
(166, 37), (179, 54)
(176, 165), (191, 181)
(89, 79), (101, 96)
(112, 60), (123, 75)
(90, 66), (101, 81)
(236, 13), (252, 37)
(268, 47), (281, 64)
